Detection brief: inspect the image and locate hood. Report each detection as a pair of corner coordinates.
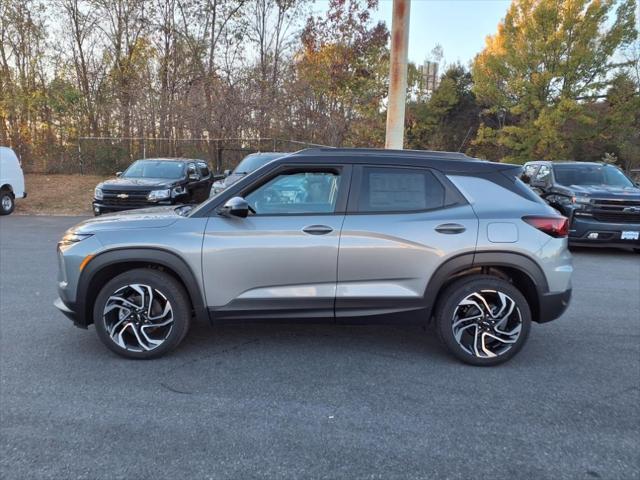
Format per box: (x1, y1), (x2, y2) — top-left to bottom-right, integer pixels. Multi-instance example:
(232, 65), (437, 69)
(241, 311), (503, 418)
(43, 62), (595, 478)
(567, 184), (640, 200)
(72, 206), (182, 233)
(99, 177), (181, 190)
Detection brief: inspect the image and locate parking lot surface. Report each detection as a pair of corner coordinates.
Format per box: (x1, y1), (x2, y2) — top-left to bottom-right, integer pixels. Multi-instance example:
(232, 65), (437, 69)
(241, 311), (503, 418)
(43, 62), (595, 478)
(1, 215), (639, 480)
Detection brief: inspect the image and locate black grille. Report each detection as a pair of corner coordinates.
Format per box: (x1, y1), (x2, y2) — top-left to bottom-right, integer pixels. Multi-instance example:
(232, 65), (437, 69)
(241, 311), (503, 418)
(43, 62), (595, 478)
(101, 189), (152, 207)
(592, 198), (640, 207)
(592, 212), (640, 224)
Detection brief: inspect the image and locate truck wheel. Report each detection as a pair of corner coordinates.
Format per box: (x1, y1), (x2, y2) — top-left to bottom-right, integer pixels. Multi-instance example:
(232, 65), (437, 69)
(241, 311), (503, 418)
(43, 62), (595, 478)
(0, 189), (15, 215)
(435, 275), (531, 366)
(94, 268), (191, 359)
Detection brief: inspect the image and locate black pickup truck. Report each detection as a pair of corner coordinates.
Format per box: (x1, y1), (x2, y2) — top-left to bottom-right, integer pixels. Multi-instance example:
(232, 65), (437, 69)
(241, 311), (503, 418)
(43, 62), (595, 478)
(93, 158), (213, 215)
(522, 161), (640, 251)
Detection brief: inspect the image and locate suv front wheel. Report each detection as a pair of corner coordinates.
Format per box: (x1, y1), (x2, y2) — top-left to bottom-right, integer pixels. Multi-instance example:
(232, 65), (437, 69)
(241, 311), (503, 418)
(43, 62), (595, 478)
(435, 275), (531, 366)
(94, 268), (191, 359)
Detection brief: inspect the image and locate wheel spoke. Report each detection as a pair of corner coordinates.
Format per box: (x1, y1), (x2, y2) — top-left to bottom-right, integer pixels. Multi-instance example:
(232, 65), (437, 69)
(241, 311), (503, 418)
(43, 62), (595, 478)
(452, 313), (483, 330)
(128, 322), (152, 351)
(104, 296), (137, 314)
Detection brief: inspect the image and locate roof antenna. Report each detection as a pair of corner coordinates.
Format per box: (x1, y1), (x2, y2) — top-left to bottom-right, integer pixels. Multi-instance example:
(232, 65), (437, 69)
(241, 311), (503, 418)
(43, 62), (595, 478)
(458, 126), (474, 152)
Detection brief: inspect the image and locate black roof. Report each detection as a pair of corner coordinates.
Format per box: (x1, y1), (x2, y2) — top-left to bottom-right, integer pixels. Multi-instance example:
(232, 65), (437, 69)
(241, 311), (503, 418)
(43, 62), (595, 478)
(525, 160), (608, 166)
(134, 157), (206, 162)
(280, 148), (519, 174)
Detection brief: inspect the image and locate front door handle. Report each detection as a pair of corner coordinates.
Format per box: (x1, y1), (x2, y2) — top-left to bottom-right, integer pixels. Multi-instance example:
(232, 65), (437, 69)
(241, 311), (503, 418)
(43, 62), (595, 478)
(435, 223), (466, 234)
(302, 225), (333, 235)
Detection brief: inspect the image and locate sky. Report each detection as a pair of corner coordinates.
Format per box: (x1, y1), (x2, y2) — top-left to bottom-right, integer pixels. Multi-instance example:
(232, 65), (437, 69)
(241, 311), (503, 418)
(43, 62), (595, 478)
(313, 0), (512, 67)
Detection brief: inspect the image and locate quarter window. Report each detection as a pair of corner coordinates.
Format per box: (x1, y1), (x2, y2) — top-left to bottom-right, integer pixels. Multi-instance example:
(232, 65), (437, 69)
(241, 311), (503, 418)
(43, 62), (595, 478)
(245, 171), (341, 215)
(357, 167), (445, 212)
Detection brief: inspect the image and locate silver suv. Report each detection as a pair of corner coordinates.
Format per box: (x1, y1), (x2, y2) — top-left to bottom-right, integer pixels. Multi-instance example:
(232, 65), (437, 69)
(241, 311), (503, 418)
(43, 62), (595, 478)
(55, 148), (573, 365)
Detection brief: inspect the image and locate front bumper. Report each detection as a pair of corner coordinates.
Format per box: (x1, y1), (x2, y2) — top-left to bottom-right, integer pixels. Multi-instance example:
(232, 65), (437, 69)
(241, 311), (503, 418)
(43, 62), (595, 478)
(569, 215), (640, 247)
(538, 288), (572, 323)
(54, 297), (86, 328)
(92, 200), (173, 214)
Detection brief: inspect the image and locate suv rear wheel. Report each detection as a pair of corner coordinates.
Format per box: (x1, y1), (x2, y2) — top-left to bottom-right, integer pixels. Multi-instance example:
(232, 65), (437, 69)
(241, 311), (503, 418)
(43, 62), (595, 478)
(435, 275), (531, 366)
(93, 268), (191, 359)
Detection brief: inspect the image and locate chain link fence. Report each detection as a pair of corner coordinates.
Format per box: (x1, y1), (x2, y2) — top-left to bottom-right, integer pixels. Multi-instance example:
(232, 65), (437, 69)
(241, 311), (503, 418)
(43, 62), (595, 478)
(71, 138), (328, 176)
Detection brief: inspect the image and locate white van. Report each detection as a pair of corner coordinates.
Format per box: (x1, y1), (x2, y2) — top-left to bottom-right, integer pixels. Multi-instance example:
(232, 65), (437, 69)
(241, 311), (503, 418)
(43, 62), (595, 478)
(0, 147), (26, 215)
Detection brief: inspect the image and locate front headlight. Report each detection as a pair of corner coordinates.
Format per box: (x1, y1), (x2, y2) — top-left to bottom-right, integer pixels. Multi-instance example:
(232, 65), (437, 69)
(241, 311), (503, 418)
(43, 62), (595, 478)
(147, 189), (171, 201)
(94, 187), (103, 200)
(172, 186), (186, 197)
(59, 232), (93, 248)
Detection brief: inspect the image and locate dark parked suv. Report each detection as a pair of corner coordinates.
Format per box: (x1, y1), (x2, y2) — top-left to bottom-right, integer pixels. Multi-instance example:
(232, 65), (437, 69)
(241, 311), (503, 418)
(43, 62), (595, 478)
(57, 148), (573, 366)
(522, 161), (640, 250)
(93, 158), (213, 215)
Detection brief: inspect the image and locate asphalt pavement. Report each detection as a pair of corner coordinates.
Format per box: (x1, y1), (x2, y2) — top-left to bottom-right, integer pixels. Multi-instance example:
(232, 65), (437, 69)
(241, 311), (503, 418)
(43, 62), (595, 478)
(1, 215), (639, 480)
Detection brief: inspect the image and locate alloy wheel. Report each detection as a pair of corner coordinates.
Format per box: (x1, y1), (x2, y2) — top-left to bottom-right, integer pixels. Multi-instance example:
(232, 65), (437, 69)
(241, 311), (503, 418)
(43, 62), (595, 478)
(103, 283), (174, 352)
(451, 290), (522, 359)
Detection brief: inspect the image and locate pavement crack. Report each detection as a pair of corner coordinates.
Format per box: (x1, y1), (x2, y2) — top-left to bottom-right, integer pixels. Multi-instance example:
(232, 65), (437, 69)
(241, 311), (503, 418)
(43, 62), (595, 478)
(162, 338), (260, 376)
(159, 383), (193, 395)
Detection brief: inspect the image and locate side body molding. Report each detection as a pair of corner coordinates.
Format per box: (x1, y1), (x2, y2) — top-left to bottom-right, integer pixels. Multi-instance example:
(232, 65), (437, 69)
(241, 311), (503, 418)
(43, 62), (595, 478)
(77, 248), (209, 327)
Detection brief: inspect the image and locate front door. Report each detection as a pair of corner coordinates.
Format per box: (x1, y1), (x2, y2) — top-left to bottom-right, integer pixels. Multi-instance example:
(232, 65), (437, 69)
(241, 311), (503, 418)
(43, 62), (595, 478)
(202, 164), (351, 321)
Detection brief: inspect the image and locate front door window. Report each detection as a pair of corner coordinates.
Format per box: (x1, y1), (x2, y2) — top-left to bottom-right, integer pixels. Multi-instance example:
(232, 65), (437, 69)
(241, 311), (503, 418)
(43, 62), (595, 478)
(245, 171), (341, 215)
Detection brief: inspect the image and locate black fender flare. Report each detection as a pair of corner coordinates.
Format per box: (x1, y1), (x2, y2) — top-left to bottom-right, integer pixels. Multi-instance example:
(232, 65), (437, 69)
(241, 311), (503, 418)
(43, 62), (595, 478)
(424, 250), (548, 316)
(77, 247), (209, 326)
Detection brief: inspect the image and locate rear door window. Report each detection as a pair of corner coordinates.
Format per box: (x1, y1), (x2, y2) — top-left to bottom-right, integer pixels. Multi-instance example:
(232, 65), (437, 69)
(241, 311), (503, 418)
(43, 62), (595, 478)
(355, 167), (446, 213)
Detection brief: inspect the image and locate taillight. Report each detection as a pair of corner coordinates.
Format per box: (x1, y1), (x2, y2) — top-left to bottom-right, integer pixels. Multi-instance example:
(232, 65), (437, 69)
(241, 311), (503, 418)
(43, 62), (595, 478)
(522, 216), (569, 238)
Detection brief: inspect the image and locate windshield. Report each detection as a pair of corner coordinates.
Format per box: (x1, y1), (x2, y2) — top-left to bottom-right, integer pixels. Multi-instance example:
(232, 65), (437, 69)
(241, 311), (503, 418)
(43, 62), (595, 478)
(554, 164), (634, 188)
(123, 160), (185, 179)
(234, 153), (281, 174)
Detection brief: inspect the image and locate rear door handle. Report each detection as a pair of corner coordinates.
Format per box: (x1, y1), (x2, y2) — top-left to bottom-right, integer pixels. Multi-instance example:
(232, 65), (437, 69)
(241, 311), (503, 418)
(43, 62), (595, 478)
(435, 223), (466, 234)
(302, 225), (333, 235)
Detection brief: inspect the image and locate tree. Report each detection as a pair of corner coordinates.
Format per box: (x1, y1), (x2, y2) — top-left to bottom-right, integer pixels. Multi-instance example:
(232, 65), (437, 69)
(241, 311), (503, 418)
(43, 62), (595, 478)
(472, 0), (638, 163)
(601, 73), (640, 169)
(406, 64), (480, 152)
(285, 0), (389, 146)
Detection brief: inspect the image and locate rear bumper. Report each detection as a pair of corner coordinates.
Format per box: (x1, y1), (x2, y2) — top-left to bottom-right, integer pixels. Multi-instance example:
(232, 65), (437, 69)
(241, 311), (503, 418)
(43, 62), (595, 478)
(54, 297), (86, 329)
(569, 215), (640, 247)
(537, 288), (572, 323)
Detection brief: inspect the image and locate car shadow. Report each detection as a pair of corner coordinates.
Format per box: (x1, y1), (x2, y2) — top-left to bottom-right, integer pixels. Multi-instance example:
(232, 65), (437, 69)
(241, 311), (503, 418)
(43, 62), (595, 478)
(569, 245), (637, 256)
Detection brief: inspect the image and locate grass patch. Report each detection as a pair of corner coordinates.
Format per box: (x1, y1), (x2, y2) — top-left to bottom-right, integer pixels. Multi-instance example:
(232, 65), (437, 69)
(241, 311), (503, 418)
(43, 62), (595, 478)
(16, 174), (108, 216)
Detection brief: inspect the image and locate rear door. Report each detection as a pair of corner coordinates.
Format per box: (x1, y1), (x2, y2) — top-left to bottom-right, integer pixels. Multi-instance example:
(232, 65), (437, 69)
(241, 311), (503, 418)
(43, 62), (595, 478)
(335, 165), (478, 321)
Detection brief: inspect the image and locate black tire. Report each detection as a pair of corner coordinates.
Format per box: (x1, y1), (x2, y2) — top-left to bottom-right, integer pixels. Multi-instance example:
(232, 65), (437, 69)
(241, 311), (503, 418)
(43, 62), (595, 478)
(0, 189), (15, 215)
(435, 275), (531, 366)
(93, 268), (191, 359)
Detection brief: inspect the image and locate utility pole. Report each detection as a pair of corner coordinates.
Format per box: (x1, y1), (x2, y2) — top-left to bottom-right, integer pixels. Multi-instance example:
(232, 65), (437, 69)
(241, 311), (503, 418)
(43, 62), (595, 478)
(385, 0), (411, 149)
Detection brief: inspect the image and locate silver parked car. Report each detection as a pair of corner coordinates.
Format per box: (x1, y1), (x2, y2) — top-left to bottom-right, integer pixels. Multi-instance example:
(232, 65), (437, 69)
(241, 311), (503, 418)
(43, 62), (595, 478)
(55, 148), (573, 365)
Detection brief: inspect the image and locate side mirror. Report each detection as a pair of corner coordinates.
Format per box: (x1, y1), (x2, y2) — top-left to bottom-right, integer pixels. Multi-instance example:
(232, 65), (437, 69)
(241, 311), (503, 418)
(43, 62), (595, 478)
(116, 171), (122, 177)
(520, 174), (531, 184)
(188, 173), (199, 181)
(223, 169), (231, 177)
(219, 196), (250, 218)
